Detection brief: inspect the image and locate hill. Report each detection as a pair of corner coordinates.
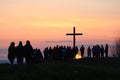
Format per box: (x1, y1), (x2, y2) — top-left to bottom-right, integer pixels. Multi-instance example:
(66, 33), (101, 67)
(0, 58), (120, 80)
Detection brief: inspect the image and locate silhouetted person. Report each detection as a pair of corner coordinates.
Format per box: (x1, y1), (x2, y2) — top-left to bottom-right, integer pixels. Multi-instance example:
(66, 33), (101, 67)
(105, 44), (109, 58)
(24, 40), (33, 64)
(92, 46), (96, 58)
(43, 47), (49, 60)
(61, 46), (67, 60)
(100, 45), (104, 58)
(8, 42), (16, 64)
(74, 46), (79, 55)
(80, 45), (85, 57)
(96, 44), (101, 58)
(87, 46), (91, 58)
(16, 41), (24, 64)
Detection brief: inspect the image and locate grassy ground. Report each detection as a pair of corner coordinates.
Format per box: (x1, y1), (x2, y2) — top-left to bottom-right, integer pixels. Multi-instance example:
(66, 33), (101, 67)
(0, 58), (120, 80)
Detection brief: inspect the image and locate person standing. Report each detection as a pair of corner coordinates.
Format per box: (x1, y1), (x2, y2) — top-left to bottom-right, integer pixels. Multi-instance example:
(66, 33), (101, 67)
(24, 40), (34, 64)
(100, 45), (104, 58)
(16, 41), (24, 64)
(87, 46), (91, 58)
(105, 44), (109, 58)
(8, 42), (16, 64)
(80, 45), (85, 57)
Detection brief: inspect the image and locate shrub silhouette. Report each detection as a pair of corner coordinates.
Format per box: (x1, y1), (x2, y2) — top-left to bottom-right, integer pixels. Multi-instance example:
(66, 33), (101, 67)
(113, 38), (120, 57)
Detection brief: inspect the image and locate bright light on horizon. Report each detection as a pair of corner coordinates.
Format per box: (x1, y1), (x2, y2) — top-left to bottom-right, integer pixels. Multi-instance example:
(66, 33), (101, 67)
(74, 53), (83, 59)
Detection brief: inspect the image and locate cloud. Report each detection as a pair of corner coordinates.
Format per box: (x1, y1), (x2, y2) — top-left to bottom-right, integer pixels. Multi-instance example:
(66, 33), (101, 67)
(45, 40), (72, 43)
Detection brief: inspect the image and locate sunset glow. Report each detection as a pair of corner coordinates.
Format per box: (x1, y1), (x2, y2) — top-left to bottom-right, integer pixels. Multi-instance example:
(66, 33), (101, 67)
(0, 0), (120, 49)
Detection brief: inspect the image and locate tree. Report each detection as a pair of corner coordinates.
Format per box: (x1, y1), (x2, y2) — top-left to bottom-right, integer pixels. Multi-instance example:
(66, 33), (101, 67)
(113, 38), (120, 57)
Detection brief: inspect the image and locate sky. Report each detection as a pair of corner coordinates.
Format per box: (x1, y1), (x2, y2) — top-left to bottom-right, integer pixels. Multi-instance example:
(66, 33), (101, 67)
(0, 0), (120, 49)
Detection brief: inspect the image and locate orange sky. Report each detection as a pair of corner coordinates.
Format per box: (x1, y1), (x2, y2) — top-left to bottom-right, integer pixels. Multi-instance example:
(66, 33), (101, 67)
(0, 0), (120, 48)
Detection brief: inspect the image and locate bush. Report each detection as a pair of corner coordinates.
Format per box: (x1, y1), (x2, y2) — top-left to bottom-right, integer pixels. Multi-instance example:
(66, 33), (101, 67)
(113, 38), (120, 57)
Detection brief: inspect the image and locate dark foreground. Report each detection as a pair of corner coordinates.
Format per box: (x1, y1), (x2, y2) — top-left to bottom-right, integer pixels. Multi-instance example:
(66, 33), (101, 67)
(0, 58), (120, 80)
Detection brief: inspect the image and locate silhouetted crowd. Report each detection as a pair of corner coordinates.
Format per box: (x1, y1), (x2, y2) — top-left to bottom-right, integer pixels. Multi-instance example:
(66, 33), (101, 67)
(8, 40), (43, 64)
(43, 44), (109, 61)
(8, 40), (109, 64)
(87, 44), (109, 58)
(43, 46), (78, 61)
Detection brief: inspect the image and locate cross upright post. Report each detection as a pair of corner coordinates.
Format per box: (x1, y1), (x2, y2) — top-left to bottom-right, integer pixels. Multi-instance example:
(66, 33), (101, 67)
(66, 27), (83, 49)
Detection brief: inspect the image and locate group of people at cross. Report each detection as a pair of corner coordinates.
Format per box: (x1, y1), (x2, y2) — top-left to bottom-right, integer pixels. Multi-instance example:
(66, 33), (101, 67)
(43, 44), (109, 60)
(86, 44), (109, 58)
(8, 40), (109, 64)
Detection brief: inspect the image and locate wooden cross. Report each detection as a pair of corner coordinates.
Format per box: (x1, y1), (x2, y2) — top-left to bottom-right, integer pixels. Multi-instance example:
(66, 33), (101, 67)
(66, 27), (83, 48)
